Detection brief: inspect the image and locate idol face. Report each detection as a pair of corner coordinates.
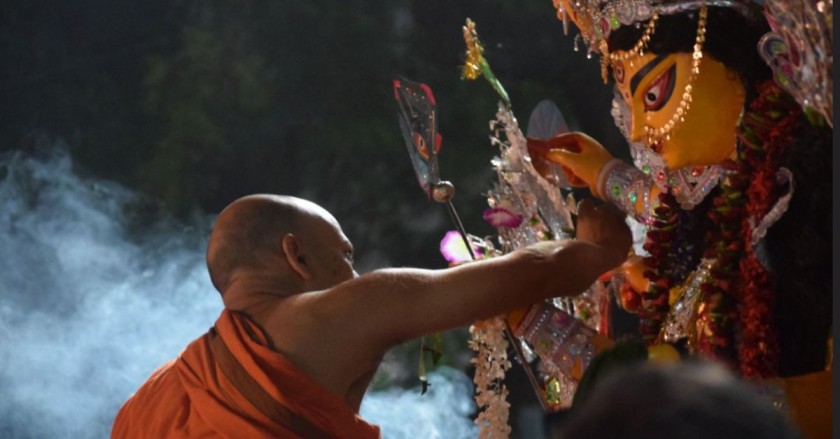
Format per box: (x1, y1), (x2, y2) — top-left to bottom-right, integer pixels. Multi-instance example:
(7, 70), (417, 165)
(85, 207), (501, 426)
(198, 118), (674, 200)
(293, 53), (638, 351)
(613, 51), (746, 170)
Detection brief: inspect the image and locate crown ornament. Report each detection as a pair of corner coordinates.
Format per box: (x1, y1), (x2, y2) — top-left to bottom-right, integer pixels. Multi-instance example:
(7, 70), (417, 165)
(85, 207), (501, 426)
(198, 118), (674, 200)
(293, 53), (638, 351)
(759, 0), (833, 126)
(553, 0), (761, 145)
(553, 0), (753, 79)
(554, 0), (833, 126)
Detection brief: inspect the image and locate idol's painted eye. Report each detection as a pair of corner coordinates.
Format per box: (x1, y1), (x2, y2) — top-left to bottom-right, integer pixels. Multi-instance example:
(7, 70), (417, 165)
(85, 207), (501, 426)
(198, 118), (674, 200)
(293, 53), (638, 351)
(643, 64), (676, 112)
(613, 61), (625, 84)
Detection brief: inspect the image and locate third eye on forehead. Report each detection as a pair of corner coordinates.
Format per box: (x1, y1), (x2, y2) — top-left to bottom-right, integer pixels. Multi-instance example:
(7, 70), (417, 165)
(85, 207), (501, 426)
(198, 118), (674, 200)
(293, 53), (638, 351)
(628, 54), (669, 96)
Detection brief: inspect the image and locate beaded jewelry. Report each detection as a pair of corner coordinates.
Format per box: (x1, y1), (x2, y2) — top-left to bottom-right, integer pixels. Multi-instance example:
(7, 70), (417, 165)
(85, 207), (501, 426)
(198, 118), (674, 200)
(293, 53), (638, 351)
(553, 0), (752, 57)
(599, 12), (659, 82)
(642, 5), (707, 145)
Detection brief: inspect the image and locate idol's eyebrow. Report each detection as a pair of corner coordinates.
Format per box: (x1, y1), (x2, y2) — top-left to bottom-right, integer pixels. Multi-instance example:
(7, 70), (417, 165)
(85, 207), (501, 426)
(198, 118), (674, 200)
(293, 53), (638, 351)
(629, 54), (668, 95)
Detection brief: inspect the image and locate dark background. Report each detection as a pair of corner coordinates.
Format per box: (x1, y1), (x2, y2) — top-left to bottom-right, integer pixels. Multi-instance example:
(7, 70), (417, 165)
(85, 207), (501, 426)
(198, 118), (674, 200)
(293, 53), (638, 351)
(1, 0), (625, 272)
(0, 1), (629, 437)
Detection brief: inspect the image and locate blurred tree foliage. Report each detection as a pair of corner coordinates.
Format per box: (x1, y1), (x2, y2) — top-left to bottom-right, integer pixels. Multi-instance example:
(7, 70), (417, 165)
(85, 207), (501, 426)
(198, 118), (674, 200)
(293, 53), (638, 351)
(1, 0), (623, 272)
(1, 2), (629, 430)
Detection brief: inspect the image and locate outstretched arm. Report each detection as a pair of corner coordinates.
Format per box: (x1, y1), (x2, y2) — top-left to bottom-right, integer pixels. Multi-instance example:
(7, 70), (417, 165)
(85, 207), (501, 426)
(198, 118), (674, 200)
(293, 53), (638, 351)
(323, 200), (631, 348)
(274, 200), (630, 404)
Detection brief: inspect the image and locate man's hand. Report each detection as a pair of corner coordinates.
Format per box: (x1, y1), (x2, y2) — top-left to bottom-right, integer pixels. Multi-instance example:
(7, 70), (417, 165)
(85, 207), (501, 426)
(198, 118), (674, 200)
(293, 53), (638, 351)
(515, 199), (631, 273)
(575, 199), (632, 266)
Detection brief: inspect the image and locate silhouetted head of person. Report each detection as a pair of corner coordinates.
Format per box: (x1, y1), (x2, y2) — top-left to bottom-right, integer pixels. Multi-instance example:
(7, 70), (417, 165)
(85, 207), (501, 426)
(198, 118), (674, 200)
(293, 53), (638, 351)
(556, 361), (802, 439)
(207, 194), (356, 299)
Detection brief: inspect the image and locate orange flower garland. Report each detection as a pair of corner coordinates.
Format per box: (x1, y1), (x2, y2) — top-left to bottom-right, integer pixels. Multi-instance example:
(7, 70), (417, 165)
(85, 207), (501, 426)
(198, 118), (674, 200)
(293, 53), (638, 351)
(637, 81), (801, 377)
(734, 80), (801, 377)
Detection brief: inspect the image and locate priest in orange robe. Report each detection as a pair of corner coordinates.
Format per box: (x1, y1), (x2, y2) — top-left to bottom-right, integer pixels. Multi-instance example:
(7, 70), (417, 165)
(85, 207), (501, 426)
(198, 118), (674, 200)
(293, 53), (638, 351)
(112, 194), (631, 438)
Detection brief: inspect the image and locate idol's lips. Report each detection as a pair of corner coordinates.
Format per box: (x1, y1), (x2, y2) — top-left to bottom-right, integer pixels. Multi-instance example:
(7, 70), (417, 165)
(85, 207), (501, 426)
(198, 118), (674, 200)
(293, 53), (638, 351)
(650, 141), (663, 154)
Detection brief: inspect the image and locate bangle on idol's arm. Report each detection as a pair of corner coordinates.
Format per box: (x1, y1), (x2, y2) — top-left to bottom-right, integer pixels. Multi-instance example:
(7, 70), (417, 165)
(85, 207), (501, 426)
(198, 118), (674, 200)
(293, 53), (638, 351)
(597, 159), (655, 224)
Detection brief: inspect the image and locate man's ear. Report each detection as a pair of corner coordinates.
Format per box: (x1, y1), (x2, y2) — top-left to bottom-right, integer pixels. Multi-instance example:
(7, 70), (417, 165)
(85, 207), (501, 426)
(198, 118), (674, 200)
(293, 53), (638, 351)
(281, 233), (312, 280)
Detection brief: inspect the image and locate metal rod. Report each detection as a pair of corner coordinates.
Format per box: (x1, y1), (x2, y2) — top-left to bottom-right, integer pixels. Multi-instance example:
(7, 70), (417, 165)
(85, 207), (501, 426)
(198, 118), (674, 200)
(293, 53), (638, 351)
(503, 319), (550, 412)
(441, 198), (549, 412)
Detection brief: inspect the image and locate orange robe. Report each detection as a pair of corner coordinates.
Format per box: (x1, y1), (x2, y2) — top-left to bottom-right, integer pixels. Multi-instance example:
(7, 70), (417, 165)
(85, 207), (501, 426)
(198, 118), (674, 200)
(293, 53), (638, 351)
(112, 309), (381, 439)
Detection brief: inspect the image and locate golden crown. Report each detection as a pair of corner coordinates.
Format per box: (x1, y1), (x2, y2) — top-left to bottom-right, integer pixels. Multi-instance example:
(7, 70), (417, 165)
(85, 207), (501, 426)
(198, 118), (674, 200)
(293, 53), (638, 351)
(552, 0), (753, 56)
(553, 0), (833, 128)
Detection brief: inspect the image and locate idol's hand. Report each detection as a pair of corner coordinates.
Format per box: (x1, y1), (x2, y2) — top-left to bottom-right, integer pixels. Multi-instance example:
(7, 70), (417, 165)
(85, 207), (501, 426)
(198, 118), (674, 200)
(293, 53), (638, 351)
(526, 137), (588, 187)
(616, 254), (649, 312)
(545, 132), (615, 198)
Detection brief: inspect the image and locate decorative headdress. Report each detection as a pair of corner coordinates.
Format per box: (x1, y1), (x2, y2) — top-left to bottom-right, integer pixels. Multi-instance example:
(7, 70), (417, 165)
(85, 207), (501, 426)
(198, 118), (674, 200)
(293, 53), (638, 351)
(553, 0), (754, 59)
(759, 0), (833, 126)
(554, 0), (833, 125)
(556, 1), (699, 145)
(552, 0), (760, 144)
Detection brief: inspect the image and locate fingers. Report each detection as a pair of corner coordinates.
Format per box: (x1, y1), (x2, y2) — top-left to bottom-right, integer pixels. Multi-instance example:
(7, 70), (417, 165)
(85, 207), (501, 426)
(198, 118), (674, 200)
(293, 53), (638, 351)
(596, 200), (624, 218)
(557, 164), (586, 187)
(550, 132), (613, 162)
(620, 255), (650, 293)
(549, 133), (583, 153)
(577, 198), (595, 219)
(578, 199), (630, 235)
(545, 147), (598, 169)
(529, 156), (552, 180)
(544, 132), (615, 195)
(566, 173), (588, 187)
(546, 150), (583, 179)
(577, 198), (614, 218)
(545, 148), (578, 164)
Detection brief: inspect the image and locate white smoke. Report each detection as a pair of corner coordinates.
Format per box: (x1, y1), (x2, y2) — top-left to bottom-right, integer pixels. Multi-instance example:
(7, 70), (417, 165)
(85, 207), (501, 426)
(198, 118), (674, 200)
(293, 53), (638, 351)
(0, 145), (477, 438)
(362, 366), (478, 439)
(0, 146), (219, 438)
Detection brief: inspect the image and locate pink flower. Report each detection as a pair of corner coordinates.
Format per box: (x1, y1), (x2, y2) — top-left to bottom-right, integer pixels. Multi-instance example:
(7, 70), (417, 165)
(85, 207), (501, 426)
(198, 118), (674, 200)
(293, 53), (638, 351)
(440, 230), (475, 263)
(483, 207), (523, 228)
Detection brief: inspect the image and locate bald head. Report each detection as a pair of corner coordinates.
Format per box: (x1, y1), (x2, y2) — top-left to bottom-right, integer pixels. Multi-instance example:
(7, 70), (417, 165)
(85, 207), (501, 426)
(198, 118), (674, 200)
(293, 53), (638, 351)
(206, 194), (333, 293)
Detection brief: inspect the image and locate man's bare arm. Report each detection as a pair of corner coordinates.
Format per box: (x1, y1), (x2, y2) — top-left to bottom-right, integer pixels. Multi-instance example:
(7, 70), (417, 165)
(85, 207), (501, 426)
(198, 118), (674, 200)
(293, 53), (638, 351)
(353, 241), (620, 343)
(320, 201), (631, 349)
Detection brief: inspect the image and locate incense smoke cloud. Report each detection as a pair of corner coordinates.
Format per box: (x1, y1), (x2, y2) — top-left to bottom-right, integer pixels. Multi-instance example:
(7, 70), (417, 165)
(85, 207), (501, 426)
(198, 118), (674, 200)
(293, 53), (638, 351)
(0, 147), (219, 438)
(0, 146), (477, 438)
(362, 366), (478, 438)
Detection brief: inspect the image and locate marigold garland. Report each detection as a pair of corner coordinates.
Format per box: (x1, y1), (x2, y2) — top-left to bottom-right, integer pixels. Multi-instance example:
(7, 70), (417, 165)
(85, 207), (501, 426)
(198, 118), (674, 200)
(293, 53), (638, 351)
(639, 192), (679, 342)
(697, 164), (742, 368)
(638, 81), (800, 377)
(734, 80), (801, 377)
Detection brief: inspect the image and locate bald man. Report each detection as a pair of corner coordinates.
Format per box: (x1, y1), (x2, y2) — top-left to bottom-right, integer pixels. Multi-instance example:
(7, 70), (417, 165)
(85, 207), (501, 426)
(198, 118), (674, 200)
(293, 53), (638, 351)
(112, 194), (632, 438)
